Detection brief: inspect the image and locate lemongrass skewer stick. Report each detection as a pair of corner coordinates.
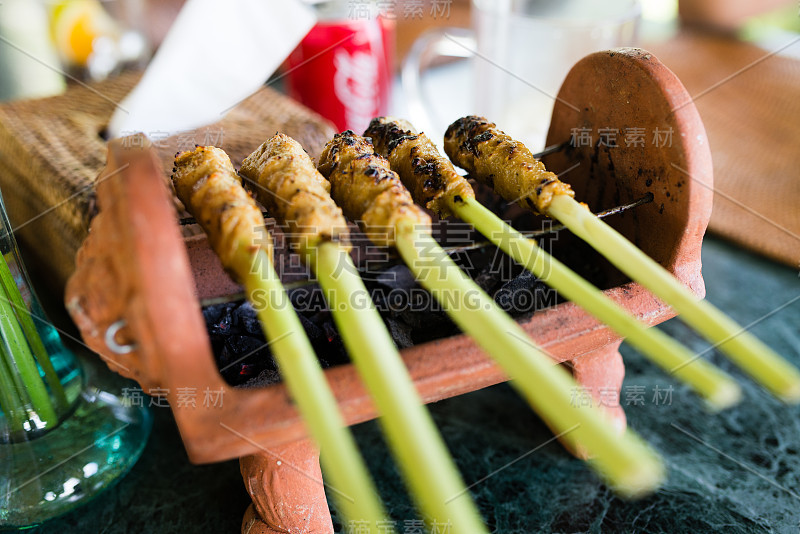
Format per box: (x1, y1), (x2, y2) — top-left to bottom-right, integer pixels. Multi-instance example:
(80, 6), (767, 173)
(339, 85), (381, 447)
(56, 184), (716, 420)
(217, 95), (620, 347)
(242, 248), (389, 530)
(172, 147), (389, 530)
(444, 115), (800, 403)
(310, 242), (488, 531)
(451, 197), (742, 410)
(395, 226), (664, 497)
(547, 194), (800, 402)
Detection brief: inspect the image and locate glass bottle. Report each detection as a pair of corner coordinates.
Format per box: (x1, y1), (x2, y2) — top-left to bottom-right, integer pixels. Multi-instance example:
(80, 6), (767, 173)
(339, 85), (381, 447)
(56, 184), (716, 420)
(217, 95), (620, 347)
(0, 188), (151, 528)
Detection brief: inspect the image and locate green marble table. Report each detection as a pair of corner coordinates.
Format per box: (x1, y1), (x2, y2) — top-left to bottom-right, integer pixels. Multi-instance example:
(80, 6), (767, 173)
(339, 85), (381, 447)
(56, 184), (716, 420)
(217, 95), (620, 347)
(32, 236), (800, 533)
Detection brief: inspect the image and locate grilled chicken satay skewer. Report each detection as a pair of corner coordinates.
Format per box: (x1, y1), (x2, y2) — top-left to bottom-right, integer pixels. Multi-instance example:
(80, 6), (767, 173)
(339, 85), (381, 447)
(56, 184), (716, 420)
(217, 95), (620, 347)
(365, 118), (740, 410)
(171, 146), (388, 530)
(239, 134), (487, 532)
(443, 116), (800, 402)
(319, 131), (664, 498)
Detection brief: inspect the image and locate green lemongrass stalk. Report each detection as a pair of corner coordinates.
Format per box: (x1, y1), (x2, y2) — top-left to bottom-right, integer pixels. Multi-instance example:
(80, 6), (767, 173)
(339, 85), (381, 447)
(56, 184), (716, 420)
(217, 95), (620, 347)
(0, 252), (68, 412)
(395, 225), (665, 498)
(0, 276), (56, 427)
(548, 194), (800, 402)
(0, 341), (27, 431)
(238, 248), (389, 531)
(309, 241), (488, 531)
(451, 197), (742, 411)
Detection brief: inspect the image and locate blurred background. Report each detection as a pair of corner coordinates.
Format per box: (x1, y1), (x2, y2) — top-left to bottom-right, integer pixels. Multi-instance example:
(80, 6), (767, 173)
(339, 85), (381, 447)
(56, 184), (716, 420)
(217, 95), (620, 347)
(2, 0), (798, 105)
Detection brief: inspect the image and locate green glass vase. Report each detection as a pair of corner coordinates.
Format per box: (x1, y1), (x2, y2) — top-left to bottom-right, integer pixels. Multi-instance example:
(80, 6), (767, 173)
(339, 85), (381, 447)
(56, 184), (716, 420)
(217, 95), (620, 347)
(0, 190), (151, 528)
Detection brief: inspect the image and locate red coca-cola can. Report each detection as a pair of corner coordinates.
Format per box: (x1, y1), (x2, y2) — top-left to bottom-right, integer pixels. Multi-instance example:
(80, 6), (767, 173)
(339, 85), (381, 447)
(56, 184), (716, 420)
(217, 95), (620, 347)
(285, 4), (394, 134)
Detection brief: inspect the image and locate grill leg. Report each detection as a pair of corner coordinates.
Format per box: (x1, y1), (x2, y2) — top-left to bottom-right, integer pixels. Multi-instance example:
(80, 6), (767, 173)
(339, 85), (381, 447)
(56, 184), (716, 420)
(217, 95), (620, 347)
(562, 340), (627, 459)
(240, 439), (334, 534)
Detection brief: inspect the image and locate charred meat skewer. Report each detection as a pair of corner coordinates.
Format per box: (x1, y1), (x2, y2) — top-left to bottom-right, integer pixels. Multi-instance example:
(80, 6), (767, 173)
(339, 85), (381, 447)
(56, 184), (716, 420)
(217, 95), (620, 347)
(172, 146), (389, 529)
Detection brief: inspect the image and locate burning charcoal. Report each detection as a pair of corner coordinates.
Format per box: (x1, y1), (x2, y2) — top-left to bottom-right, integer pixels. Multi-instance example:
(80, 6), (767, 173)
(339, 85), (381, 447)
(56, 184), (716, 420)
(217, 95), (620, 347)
(225, 335), (271, 361)
(202, 303), (225, 324)
(235, 363), (260, 381)
(298, 313), (324, 342)
(219, 334), (275, 383)
(234, 301), (262, 336)
(385, 318), (413, 349)
(307, 310), (331, 328)
(317, 320), (350, 366)
(207, 303), (235, 335)
(322, 321), (340, 347)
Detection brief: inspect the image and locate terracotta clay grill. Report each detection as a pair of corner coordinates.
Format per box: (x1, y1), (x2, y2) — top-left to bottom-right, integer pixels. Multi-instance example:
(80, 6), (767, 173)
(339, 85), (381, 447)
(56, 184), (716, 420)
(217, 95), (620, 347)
(64, 48), (711, 532)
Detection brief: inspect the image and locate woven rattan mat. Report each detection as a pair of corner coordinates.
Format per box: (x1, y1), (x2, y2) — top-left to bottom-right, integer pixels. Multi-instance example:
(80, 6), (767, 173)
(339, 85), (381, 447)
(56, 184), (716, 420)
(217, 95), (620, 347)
(651, 31), (800, 268)
(0, 72), (335, 289)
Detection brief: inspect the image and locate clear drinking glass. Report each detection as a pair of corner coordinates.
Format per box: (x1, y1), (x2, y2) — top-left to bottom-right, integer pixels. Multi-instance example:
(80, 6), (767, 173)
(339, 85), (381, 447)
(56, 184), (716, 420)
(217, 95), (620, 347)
(403, 0), (641, 150)
(0, 188), (151, 529)
(45, 0), (151, 81)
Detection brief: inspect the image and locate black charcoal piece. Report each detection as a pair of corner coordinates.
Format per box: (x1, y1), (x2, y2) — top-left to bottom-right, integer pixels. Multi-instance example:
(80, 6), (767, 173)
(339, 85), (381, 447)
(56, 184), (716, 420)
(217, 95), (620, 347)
(495, 270), (539, 294)
(288, 285), (328, 314)
(219, 334), (275, 382)
(298, 313), (324, 342)
(202, 303), (226, 328)
(385, 318), (414, 349)
(225, 334), (268, 357)
(207, 303), (235, 335)
(233, 301), (262, 336)
(494, 271), (556, 315)
(473, 268), (499, 294)
(374, 265), (417, 291)
(220, 335), (271, 367)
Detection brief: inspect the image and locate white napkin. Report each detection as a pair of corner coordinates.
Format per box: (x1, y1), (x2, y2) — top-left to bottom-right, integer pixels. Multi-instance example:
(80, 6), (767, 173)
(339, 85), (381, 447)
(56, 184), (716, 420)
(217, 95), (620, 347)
(107, 0), (315, 138)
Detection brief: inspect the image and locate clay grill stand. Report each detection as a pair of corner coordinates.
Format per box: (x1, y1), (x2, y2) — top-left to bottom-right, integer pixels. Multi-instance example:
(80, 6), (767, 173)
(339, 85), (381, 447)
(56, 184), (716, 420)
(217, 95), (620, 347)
(65, 49), (712, 533)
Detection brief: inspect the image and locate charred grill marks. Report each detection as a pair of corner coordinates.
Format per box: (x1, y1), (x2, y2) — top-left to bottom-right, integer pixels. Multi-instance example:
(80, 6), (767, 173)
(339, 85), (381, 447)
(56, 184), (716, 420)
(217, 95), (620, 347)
(318, 131), (431, 248)
(444, 116), (574, 214)
(365, 117), (476, 218)
(171, 146), (272, 278)
(239, 133), (350, 251)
